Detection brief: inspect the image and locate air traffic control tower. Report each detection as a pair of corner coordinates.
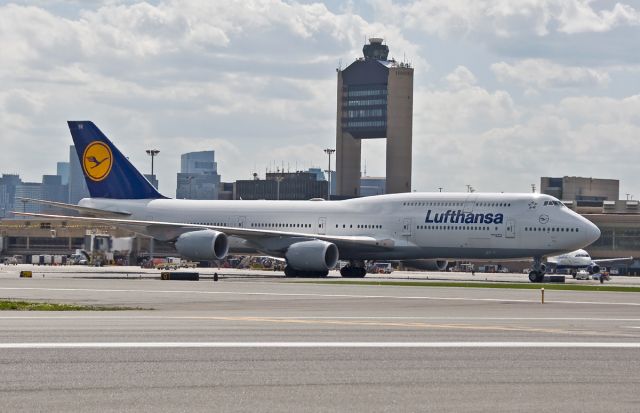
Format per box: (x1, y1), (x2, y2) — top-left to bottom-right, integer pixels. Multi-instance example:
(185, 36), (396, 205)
(336, 38), (414, 196)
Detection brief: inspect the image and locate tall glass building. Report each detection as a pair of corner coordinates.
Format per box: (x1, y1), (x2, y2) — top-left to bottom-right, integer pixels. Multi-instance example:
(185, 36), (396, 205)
(176, 151), (221, 199)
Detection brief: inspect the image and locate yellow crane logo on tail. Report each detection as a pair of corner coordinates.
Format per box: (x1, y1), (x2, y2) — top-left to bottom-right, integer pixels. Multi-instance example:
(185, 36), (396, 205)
(82, 141), (113, 181)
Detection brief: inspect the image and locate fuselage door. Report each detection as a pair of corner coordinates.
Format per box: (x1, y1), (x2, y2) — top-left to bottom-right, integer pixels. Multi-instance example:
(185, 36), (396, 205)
(318, 217), (327, 235)
(463, 195), (477, 213)
(231, 216), (246, 228)
(402, 218), (412, 236)
(505, 219), (516, 238)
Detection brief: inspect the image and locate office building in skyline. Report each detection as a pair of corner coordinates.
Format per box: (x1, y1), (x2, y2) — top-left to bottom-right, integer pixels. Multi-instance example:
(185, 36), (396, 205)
(68, 145), (89, 204)
(176, 151), (221, 200)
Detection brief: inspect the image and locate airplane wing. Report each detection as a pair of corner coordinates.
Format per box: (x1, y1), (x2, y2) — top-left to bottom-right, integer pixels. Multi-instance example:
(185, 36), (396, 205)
(593, 257), (634, 265)
(13, 212), (396, 253)
(17, 198), (131, 218)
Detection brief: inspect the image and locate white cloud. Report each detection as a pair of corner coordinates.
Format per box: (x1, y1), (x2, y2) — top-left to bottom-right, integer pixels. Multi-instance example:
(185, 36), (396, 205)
(556, 2), (640, 34)
(1, 0), (640, 199)
(444, 66), (477, 90)
(491, 59), (611, 90)
(553, 94), (640, 126)
(415, 66), (519, 135)
(0, 1), (428, 194)
(374, 0), (640, 38)
(410, 91), (640, 194)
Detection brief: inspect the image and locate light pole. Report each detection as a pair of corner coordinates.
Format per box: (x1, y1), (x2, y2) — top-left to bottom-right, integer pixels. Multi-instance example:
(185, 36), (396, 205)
(324, 148), (335, 200)
(145, 149), (160, 177)
(187, 175), (195, 199)
(275, 176), (284, 200)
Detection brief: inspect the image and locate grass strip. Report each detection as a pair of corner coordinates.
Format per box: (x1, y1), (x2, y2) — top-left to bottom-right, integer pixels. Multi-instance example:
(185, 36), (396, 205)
(0, 300), (147, 311)
(291, 280), (640, 293)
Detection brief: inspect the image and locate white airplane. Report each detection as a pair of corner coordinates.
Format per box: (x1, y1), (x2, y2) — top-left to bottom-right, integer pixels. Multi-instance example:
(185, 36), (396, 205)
(546, 249), (632, 277)
(17, 121), (601, 282)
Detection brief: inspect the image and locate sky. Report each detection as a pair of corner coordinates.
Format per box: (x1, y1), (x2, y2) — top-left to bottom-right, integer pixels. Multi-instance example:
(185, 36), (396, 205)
(1, 0), (640, 198)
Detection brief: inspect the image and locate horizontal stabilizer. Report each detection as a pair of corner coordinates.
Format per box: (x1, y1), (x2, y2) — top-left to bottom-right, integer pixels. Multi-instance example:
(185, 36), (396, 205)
(16, 198), (131, 218)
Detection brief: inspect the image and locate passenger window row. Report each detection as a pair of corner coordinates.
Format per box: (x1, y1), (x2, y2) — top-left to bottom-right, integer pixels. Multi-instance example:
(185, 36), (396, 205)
(402, 202), (512, 207)
(416, 225), (491, 231)
(475, 202), (511, 207)
(250, 223), (312, 229)
(335, 224), (383, 229)
(403, 201), (464, 207)
(525, 227), (579, 232)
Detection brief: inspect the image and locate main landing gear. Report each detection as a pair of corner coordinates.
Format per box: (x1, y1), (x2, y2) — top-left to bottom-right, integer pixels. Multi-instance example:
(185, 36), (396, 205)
(340, 261), (366, 278)
(528, 257), (546, 283)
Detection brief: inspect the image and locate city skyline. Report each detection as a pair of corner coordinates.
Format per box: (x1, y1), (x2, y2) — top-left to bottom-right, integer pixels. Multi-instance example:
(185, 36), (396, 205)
(1, 1), (639, 198)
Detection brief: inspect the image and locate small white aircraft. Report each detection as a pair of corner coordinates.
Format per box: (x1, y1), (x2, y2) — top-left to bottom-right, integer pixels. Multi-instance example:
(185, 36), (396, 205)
(546, 249), (633, 277)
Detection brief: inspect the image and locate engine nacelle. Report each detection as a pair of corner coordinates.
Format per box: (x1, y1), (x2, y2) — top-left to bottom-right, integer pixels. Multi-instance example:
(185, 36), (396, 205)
(175, 230), (229, 261)
(588, 265), (600, 274)
(403, 259), (449, 271)
(285, 240), (339, 272)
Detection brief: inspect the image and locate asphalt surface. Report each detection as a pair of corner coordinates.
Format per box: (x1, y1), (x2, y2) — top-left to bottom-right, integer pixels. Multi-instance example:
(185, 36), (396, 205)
(0, 265), (639, 412)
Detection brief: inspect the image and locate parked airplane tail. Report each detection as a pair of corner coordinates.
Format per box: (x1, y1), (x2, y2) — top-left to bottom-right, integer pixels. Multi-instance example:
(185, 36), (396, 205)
(68, 121), (166, 199)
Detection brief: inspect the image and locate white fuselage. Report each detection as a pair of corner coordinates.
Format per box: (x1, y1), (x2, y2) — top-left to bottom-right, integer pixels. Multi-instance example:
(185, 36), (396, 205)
(79, 192), (600, 261)
(547, 249), (593, 268)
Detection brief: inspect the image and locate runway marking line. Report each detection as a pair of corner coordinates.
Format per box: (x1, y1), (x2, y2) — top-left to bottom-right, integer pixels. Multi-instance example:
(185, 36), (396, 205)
(0, 315), (637, 338)
(178, 316), (602, 336)
(1, 316), (640, 321)
(2, 287), (640, 307)
(0, 342), (639, 349)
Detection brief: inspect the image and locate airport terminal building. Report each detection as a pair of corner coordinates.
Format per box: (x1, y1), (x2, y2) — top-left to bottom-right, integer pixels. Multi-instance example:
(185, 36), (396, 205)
(543, 176), (640, 274)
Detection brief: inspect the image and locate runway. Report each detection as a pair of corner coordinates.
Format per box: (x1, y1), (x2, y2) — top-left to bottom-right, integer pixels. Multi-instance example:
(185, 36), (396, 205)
(1, 267), (639, 411)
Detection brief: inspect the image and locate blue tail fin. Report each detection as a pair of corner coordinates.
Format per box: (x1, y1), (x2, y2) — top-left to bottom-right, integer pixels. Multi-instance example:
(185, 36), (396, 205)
(68, 121), (166, 199)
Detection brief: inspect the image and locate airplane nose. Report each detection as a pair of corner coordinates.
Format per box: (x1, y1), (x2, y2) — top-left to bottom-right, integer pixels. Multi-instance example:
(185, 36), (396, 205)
(584, 220), (601, 245)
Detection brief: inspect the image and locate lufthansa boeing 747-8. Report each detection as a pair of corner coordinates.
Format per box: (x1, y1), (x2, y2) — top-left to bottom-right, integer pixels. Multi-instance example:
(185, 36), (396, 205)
(17, 121), (601, 282)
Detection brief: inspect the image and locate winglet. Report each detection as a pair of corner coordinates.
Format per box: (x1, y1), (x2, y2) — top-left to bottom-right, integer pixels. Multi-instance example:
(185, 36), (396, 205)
(68, 121), (166, 199)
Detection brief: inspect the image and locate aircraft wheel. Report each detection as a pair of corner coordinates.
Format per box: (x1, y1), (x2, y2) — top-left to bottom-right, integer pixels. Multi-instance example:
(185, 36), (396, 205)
(284, 266), (296, 277)
(341, 266), (367, 278)
(529, 271), (544, 283)
(285, 266), (328, 278)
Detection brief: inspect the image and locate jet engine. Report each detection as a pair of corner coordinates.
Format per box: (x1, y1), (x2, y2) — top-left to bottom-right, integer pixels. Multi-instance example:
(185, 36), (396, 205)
(403, 259), (449, 271)
(588, 264), (600, 274)
(175, 230), (229, 261)
(285, 240), (339, 272)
